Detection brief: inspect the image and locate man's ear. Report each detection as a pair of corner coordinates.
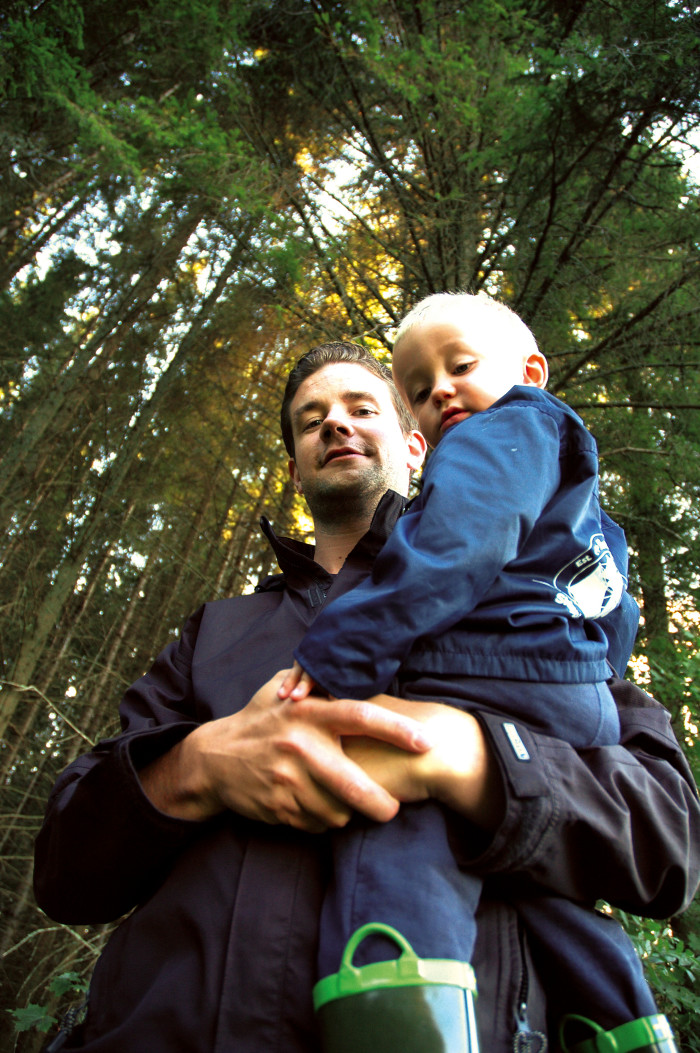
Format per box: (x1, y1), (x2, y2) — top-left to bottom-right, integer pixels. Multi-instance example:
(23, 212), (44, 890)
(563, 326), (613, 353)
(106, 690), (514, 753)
(288, 458), (303, 495)
(522, 351), (548, 389)
(406, 429), (428, 470)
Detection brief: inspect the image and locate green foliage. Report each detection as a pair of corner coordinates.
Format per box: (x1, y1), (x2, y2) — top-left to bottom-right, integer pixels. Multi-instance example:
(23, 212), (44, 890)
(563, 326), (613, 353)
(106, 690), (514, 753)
(620, 910), (700, 1052)
(49, 972), (89, 999)
(8, 1003), (56, 1034)
(9, 971), (89, 1040)
(0, 0), (88, 102)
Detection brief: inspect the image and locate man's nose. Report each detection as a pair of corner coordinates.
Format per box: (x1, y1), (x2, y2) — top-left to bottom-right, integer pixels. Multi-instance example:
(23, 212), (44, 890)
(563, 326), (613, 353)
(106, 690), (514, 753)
(321, 410), (354, 438)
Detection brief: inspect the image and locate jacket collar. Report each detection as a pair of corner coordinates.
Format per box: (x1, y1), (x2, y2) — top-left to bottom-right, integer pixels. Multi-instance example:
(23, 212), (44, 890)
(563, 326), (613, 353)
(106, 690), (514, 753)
(258, 517), (327, 591)
(352, 488), (406, 562)
(257, 489), (406, 591)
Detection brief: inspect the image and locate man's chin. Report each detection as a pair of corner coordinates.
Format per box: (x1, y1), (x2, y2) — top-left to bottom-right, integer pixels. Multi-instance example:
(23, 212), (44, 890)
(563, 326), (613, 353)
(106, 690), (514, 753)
(303, 472), (388, 522)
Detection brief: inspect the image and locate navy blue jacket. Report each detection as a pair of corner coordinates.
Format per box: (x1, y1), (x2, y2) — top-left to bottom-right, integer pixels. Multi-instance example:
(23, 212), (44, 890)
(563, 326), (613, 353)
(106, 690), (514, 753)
(296, 387), (635, 698)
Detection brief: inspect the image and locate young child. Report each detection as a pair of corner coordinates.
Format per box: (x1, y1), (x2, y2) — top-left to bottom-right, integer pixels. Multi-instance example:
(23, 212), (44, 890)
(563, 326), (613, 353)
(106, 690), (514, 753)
(279, 293), (660, 1046)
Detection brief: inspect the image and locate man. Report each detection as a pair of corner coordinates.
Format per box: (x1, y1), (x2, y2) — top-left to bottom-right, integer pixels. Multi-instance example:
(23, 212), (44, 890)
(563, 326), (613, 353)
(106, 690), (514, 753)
(34, 342), (700, 1052)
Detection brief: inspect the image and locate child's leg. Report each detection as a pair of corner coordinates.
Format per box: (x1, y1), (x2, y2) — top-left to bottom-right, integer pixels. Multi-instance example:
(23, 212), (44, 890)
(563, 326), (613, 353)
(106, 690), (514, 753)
(318, 800), (483, 977)
(516, 895), (657, 1031)
(402, 675), (620, 748)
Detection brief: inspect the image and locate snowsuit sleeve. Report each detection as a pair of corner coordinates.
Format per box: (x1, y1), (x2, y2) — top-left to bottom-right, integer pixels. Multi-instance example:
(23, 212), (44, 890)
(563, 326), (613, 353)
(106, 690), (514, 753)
(295, 404), (562, 697)
(33, 608), (214, 924)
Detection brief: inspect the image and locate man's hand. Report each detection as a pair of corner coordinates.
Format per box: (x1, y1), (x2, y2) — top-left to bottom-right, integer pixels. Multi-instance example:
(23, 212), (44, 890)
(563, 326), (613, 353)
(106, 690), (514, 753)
(138, 673), (433, 833)
(344, 696), (505, 831)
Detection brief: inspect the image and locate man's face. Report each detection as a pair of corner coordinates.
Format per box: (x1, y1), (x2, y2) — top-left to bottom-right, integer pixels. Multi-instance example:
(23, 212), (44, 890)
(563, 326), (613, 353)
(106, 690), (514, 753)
(288, 363), (425, 521)
(392, 319), (546, 449)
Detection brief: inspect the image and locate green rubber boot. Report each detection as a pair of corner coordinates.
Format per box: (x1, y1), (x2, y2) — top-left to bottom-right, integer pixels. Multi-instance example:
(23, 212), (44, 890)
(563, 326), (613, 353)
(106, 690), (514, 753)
(560, 1013), (679, 1053)
(313, 922), (479, 1053)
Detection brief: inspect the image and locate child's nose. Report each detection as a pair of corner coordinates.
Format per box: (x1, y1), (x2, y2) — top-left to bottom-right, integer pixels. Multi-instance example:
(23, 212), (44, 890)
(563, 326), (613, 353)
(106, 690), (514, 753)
(433, 376), (456, 402)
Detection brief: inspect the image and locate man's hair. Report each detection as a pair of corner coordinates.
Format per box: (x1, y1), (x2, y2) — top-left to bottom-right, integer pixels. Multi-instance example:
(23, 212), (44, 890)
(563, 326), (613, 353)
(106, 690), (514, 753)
(393, 291), (540, 359)
(281, 341), (416, 456)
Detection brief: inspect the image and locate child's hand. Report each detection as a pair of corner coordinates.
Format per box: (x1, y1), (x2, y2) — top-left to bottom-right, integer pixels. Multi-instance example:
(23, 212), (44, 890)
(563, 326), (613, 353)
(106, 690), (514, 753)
(277, 661), (318, 701)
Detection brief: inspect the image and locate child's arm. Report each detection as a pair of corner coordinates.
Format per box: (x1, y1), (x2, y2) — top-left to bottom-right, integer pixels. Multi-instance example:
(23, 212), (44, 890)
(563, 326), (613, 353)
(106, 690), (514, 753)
(294, 403), (562, 699)
(277, 661), (318, 701)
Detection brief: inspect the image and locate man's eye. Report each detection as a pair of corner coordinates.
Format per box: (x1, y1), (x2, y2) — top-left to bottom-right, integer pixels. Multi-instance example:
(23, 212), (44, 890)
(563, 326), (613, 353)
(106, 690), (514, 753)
(303, 418), (322, 430)
(354, 406), (375, 416)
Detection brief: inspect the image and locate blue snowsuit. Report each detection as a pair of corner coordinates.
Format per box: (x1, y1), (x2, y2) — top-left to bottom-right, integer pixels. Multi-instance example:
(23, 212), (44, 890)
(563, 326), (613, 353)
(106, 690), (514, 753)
(295, 386), (656, 1030)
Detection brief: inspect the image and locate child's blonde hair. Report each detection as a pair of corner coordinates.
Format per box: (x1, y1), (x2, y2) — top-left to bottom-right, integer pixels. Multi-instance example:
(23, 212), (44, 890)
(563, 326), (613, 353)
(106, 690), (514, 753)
(393, 292), (540, 361)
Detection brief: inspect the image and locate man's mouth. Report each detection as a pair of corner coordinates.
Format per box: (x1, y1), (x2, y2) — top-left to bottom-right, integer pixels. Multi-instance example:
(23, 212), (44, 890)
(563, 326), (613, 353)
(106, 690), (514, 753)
(322, 446), (366, 466)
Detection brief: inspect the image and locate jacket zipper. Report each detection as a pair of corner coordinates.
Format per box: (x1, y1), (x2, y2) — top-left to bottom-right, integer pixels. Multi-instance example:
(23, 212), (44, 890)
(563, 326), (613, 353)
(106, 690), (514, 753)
(513, 917), (548, 1051)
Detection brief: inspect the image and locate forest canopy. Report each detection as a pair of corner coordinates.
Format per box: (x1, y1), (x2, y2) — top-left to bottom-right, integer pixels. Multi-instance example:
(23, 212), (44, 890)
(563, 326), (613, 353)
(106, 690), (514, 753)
(1, 2), (699, 1049)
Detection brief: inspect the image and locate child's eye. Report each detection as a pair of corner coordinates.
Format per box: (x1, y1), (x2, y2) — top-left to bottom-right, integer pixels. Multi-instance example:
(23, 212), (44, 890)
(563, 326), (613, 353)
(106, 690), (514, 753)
(354, 406), (375, 416)
(454, 362), (474, 375)
(412, 387), (430, 405)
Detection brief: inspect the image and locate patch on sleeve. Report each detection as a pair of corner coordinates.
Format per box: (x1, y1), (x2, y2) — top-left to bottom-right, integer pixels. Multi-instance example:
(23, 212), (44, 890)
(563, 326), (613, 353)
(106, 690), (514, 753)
(502, 722), (531, 761)
(549, 532), (626, 619)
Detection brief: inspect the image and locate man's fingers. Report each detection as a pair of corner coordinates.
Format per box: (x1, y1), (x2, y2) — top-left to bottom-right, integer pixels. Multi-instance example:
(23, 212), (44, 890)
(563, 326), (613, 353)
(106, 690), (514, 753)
(261, 784), (351, 832)
(299, 697), (434, 753)
(275, 703), (403, 822)
(248, 791), (351, 834)
(302, 746), (401, 823)
(284, 787), (353, 833)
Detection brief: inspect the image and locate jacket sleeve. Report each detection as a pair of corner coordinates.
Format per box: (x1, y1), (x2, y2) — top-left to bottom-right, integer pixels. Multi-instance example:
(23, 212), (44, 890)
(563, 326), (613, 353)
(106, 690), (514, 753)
(33, 608), (214, 924)
(296, 404), (562, 697)
(459, 677), (700, 917)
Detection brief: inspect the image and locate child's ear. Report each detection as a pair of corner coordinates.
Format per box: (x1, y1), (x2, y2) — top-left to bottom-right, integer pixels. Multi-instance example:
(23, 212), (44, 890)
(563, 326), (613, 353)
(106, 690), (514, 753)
(522, 351), (548, 389)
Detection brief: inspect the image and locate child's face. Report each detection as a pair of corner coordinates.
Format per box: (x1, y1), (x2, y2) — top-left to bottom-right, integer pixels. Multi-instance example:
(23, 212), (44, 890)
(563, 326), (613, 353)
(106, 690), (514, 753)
(392, 319), (546, 448)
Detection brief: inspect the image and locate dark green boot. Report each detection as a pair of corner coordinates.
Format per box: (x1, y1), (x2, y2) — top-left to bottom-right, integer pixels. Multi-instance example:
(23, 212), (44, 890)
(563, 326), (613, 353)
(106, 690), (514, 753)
(313, 922), (479, 1053)
(560, 1014), (679, 1053)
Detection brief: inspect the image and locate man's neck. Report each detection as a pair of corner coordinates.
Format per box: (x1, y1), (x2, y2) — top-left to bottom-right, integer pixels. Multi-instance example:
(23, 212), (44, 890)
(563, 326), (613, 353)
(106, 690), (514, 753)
(312, 517), (373, 574)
